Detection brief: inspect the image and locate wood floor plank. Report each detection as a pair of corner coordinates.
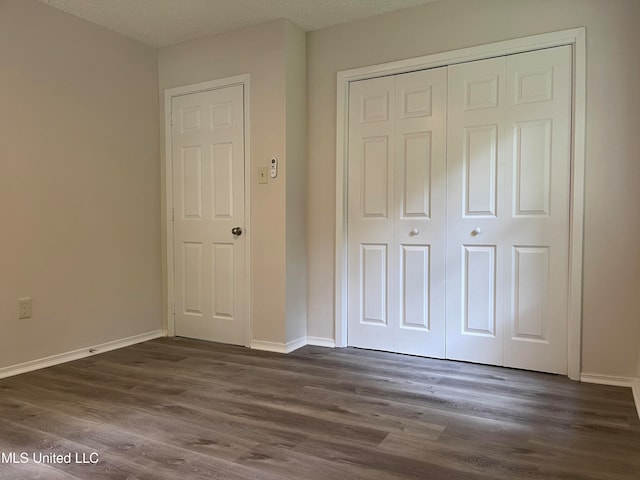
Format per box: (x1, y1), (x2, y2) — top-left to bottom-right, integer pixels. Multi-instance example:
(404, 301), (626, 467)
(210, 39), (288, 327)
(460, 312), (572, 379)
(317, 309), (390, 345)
(65, 355), (448, 443)
(1, 374), (309, 451)
(235, 442), (406, 480)
(0, 338), (638, 479)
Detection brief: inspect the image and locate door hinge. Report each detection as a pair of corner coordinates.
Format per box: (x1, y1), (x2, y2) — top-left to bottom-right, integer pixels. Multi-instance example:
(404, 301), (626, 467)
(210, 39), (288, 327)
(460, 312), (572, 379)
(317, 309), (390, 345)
(172, 302), (175, 315)
(171, 208), (175, 222)
(170, 111), (174, 126)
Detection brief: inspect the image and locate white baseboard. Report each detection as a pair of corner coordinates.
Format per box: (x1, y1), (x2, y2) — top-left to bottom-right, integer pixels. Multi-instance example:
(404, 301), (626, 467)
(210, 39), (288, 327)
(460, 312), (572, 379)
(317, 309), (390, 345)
(580, 373), (635, 387)
(285, 336), (308, 353)
(0, 330), (165, 380)
(581, 373), (640, 420)
(250, 340), (286, 353)
(251, 336), (306, 354)
(251, 336), (336, 354)
(306, 336), (336, 348)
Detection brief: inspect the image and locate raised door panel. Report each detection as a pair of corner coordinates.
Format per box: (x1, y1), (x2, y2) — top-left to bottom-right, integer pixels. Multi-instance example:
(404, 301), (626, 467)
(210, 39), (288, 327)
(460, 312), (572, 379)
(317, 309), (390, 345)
(514, 120), (552, 216)
(512, 246), (549, 341)
(361, 244), (388, 326)
(181, 146), (203, 220)
(462, 246), (496, 336)
(362, 136), (391, 218)
(211, 143), (234, 219)
(515, 68), (553, 105)
(212, 243), (234, 319)
(465, 75), (499, 110)
(180, 106), (201, 132)
(361, 91), (390, 123)
(464, 125), (498, 217)
(182, 242), (203, 316)
(211, 102), (233, 129)
(400, 245), (430, 330)
(402, 86), (432, 117)
(401, 132), (432, 218)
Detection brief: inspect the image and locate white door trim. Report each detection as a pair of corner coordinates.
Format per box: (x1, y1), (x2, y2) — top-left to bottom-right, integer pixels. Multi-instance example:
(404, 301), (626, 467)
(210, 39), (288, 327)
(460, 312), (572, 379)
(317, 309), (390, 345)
(164, 74), (252, 347)
(335, 28), (586, 380)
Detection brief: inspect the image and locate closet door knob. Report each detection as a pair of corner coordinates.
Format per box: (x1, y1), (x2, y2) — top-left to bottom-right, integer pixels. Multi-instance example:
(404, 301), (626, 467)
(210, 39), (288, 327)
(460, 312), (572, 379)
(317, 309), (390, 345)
(410, 228), (419, 236)
(472, 227), (482, 236)
(231, 227), (243, 236)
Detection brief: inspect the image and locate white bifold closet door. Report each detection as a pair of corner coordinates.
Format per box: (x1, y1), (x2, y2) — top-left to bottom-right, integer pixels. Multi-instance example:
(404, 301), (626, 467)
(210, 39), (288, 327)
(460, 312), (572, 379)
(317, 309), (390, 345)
(347, 45), (572, 374)
(446, 46), (572, 373)
(347, 68), (448, 358)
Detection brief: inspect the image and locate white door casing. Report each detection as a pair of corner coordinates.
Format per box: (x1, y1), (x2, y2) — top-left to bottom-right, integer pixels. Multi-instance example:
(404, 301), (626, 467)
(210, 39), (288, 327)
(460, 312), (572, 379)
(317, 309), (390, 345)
(347, 68), (447, 357)
(166, 78), (250, 346)
(336, 29), (586, 380)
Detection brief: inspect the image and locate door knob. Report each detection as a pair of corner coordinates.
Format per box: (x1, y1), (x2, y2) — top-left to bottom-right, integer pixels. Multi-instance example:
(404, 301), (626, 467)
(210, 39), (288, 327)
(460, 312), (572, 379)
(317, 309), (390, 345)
(471, 227), (482, 236)
(410, 228), (420, 236)
(231, 227), (243, 236)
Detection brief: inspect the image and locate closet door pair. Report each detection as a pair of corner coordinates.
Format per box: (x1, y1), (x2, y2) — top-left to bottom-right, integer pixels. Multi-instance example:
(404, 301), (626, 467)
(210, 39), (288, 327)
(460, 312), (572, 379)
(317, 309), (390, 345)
(347, 46), (571, 374)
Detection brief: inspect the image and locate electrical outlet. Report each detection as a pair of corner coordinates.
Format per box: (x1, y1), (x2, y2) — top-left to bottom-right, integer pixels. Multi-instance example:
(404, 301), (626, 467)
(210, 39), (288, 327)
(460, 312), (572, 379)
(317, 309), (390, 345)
(18, 298), (32, 319)
(258, 166), (268, 184)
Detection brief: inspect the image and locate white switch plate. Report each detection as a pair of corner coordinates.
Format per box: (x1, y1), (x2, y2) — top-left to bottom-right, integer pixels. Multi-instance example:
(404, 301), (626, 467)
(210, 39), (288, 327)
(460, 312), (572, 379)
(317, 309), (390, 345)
(18, 298), (32, 319)
(258, 166), (268, 184)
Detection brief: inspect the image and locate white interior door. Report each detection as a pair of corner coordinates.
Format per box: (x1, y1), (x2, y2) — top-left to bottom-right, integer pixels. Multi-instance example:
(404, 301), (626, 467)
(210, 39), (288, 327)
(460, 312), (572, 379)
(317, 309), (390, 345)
(347, 68), (447, 357)
(172, 85), (246, 345)
(446, 46), (571, 373)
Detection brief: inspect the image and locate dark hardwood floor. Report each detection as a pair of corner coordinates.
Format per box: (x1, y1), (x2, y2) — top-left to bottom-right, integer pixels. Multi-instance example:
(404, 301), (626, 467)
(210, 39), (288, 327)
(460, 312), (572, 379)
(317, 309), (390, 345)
(0, 338), (638, 479)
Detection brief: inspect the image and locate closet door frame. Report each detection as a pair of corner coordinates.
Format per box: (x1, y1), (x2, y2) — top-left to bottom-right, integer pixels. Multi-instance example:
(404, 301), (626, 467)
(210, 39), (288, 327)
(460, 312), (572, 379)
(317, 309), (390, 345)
(335, 28), (586, 380)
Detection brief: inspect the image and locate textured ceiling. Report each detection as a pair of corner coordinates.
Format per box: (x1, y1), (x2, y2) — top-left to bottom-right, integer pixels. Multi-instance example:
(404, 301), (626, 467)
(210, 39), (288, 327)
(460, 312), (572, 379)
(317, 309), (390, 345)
(37, 0), (438, 48)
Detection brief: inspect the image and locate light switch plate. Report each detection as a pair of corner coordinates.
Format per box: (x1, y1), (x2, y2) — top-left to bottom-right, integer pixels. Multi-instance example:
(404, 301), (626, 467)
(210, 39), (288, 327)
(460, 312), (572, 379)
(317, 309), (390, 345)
(258, 166), (268, 184)
(19, 297), (32, 319)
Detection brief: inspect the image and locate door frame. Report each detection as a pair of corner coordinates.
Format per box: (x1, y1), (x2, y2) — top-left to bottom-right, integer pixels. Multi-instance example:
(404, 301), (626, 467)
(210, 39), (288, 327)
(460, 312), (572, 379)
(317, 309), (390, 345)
(334, 28), (586, 380)
(164, 74), (252, 347)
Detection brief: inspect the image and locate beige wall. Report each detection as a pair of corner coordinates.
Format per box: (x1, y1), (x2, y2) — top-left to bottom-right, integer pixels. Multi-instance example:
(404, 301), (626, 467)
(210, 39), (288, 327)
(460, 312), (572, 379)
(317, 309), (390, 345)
(0, 0), (161, 368)
(159, 19), (307, 346)
(3, 0), (637, 378)
(306, 0), (640, 377)
(285, 22), (308, 344)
